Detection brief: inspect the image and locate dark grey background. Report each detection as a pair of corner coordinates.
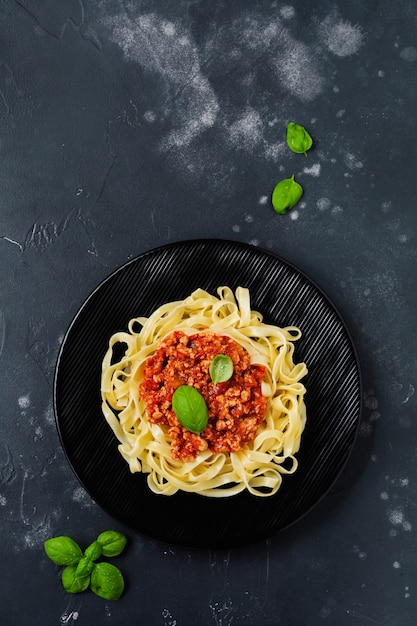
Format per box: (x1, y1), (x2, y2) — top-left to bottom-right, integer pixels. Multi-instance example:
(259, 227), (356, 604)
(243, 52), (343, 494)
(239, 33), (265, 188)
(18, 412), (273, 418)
(1, 0), (416, 624)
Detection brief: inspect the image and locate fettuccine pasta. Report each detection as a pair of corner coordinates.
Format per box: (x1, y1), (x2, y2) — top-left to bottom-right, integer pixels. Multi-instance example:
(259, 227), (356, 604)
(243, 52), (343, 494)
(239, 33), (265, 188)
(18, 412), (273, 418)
(101, 286), (307, 497)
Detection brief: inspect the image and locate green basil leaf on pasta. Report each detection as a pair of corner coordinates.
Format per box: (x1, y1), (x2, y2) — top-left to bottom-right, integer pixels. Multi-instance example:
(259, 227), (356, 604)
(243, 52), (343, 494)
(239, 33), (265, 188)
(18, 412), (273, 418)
(44, 536), (83, 566)
(172, 385), (209, 434)
(210, 354), (233, 384)
(90, 562), (125, 601)
(286, 122), (313, 156)
(96, 531), (127, 557)
(272, 175), (303, 214)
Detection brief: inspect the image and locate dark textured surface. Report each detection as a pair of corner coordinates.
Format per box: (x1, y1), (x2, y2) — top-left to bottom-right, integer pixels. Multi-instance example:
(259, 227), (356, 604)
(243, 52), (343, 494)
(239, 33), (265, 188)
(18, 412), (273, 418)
(55, 240), (361, 548)
(1, 1), (417, 624)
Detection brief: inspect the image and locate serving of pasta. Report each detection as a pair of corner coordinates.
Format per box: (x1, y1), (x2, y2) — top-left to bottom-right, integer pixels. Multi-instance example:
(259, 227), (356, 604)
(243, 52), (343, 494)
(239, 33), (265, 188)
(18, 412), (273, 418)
(100, 286), (307, 498)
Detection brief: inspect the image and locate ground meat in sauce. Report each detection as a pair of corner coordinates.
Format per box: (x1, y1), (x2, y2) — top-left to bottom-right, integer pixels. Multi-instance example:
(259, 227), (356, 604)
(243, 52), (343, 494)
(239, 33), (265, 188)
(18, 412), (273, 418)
(139, 330), (267, 461)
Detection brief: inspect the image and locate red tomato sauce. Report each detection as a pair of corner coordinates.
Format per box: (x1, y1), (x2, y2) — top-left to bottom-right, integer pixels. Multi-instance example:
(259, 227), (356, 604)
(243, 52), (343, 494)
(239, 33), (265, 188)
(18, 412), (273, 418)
(139, 330), (267, 461)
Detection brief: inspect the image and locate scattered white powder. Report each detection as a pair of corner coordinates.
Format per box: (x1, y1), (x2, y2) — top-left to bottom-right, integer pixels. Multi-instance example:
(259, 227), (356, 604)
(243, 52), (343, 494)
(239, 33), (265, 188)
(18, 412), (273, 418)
(400, 47), (417, 62)
(232, 224), (241, 232)
(336, 109), (346, 118)
(280, 6), (295, 20)
(144, 110), (156, 123)
(273, 35), (324, 101)
(258, 196), (268, 205)
(102, 12), (219, 149)
(317, 197), (331, 211)
(264, 141), (287, 161)
(380, 492), (389, 500)
(303, 163), (321, 176)
(398, 234), (409, 243)
(0, 495), (6, 506)
(388, 509), (404, 525)
(18, 395), (30, 409)
(72, 486), (94, 508)
(393, 561), (401, 569)
(289, 210), (299, 220)
(318, 14), (364, 57)
(378, 70), (385, 77)
(344, 152), (364, 170)
(228, 109), (263, 150)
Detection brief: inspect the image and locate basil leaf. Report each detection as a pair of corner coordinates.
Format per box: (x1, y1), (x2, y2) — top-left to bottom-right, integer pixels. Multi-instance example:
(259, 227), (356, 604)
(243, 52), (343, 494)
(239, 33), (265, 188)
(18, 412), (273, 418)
(75, 556), (95, 578)
(287, 122), (313, 156)
(96, 531), (127, 557)
(210, 354), (233, 384)
(272, 175), (303, 214)
(172, 385), (208, 434)
(61, 566), (90, 594)
(44, 536), (83, 566)
(84, 540), (102, 561)
(90, 562), (125, 601)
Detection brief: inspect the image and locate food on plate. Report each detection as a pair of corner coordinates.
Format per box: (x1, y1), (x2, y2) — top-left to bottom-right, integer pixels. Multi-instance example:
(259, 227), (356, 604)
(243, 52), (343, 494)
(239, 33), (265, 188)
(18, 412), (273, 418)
(101, 286), (307, 497)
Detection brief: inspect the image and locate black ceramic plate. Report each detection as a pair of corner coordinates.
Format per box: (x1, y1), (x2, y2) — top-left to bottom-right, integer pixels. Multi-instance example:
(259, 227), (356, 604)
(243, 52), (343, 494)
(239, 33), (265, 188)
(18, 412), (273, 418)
(54, 240), (362, 549)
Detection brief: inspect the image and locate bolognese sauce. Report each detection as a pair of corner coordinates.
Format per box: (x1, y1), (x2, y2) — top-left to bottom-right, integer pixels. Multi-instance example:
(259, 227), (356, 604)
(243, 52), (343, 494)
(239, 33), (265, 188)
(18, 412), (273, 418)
(139, 330), (267, 461)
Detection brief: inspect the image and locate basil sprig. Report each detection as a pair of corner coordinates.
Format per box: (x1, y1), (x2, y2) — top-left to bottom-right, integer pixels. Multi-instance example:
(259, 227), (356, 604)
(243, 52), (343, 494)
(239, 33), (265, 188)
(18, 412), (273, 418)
(44, 530), (127, 601)
(209, 354), (233, 384)
(286, 122), (313, 156)
(172, 385), (208, 434)
(272, 175), (303, 214)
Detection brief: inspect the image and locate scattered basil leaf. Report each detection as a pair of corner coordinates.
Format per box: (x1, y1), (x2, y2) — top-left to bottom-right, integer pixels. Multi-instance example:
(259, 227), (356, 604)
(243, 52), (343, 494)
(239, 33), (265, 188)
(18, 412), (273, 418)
(75, 556), (95, 578)
(61, 566), (90, 594)
(44, 536), (83, 566)
(90, 562), (125, 601)
(172, 385), (208, 434)
(210, 354), (234, 384)
(96, 531), (127, 557)
(272, 175), (303, 214)
(286, 122), (313, 156)
(84, 540), (102, 561)
(44, 530), (128, 601)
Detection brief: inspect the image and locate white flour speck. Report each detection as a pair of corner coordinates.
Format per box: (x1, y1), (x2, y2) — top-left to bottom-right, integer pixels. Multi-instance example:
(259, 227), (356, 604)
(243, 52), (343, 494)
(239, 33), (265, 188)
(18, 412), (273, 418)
(344, 152), (364, 170)
(400, 47), (417, 62)
(144, 110), (156, 123)
(259, 196), (268, 205)
(398, 234), (409, 243)
(378, 70), (385, 77)
(290, 210), (299, 220)
(0, 495), (6, 505)
(388, 509), (404, 526)
(302, 163), (321, 177)
(318, 14), (364, 57)
(380, 492), (389, 500)
(273, 35), (324, 101)
(393, 561), (401, 569)
(280, 6), (295, 20)
(232, 224), (241, 232)
(228, 109), (263, 150)
(18, 395), (30, 409)
(317, 197), (331, 211)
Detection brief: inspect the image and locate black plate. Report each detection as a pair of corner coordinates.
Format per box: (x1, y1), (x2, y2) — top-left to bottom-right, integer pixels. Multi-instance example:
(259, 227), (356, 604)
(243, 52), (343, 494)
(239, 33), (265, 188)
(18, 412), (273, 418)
(54, 240), (362, 549)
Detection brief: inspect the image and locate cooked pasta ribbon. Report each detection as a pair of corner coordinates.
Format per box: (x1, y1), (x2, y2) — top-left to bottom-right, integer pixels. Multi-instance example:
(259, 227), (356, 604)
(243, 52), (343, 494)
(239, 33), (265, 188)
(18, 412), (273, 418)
(101, 287), (307, 497)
